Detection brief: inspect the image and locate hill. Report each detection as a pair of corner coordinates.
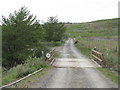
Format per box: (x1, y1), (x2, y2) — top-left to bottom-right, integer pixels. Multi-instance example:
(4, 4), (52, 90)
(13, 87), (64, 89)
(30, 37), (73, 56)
(66, 18), (118, 38)
(66, 18), (118, 72)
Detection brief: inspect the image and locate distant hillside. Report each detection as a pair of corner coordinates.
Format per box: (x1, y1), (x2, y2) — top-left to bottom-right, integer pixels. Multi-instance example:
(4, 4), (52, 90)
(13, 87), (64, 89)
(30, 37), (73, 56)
(80, 18), (118, 31)
(66, 18), (119, 73)
(66, 18), (118, 38)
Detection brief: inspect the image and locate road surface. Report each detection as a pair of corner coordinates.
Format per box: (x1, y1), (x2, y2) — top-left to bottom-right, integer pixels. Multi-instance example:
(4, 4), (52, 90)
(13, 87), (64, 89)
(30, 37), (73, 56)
(29, 38), (118, 88)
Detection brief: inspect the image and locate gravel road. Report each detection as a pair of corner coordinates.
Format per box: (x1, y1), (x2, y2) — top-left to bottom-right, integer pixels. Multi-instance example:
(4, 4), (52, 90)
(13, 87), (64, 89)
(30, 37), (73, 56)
(29, 38), (118, 88)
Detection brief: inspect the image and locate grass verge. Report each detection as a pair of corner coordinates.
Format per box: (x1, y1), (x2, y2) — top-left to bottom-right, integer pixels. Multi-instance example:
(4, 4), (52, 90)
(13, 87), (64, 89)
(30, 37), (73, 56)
(97, 67), (119, 84)
(75, 42), (119, 84)
(75, 40), (118, 70)
(75, 43), (91, 58)
(9, 66), (51, 88)
(2, 57), (49, 85)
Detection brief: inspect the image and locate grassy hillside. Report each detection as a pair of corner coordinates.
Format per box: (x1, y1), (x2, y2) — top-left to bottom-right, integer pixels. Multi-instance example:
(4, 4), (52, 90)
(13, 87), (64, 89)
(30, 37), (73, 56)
(67, 18), (118, 38)
(66, 18), (118, 72)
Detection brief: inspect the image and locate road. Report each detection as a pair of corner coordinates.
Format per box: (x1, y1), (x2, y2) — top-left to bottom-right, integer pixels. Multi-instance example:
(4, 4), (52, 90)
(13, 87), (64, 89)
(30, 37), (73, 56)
(29, 38), (118, 88)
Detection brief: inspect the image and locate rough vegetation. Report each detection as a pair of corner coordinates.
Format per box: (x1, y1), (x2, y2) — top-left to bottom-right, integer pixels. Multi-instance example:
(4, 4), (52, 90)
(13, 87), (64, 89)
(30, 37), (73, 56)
(43, 16), (66, 41)
(2, 7), (42, 68)
(66, 18), (118, 72)
(2, 6), (66, 85)
(2, 57), (48, 85)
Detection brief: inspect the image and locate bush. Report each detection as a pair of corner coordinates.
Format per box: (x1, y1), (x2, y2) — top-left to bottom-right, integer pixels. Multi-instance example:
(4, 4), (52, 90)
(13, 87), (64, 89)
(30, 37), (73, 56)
(2, 7), (42, 68)
(104, 53), (118, 70)
(43, 16), (66, 42)
(34, 47), (49, 58)
(33, 42), (50, 58)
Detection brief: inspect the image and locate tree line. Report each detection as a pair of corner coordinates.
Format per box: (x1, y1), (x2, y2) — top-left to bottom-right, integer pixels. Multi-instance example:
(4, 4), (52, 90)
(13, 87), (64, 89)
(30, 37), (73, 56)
(2, 6), (66, 69)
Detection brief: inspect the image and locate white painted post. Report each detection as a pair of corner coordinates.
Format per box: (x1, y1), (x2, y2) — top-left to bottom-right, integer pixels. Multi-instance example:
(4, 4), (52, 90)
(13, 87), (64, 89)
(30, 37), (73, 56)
(42, 51), (44, 58)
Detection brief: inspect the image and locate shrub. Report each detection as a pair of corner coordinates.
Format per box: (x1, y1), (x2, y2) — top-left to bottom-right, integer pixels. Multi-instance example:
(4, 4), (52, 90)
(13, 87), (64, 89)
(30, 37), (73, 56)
(2, 7), (42, 68)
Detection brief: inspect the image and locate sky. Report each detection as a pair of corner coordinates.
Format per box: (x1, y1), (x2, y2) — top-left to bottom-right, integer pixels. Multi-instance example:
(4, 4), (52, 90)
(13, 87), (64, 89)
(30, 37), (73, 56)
(0, 0), (119, 23)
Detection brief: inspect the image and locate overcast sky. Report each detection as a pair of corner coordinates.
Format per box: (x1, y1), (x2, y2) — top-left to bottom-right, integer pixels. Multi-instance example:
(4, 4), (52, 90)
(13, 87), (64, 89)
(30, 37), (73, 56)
(0, 0), (119, 23)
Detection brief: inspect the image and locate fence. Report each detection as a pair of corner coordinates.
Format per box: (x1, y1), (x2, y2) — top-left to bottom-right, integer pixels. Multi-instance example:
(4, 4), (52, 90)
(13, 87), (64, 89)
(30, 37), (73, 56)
(91, 49), (106, 66)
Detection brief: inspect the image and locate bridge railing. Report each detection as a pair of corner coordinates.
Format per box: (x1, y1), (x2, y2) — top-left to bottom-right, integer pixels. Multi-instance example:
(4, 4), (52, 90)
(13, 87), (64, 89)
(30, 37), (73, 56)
(45, 48), (56, 65)
(91, 49), (106, 66)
